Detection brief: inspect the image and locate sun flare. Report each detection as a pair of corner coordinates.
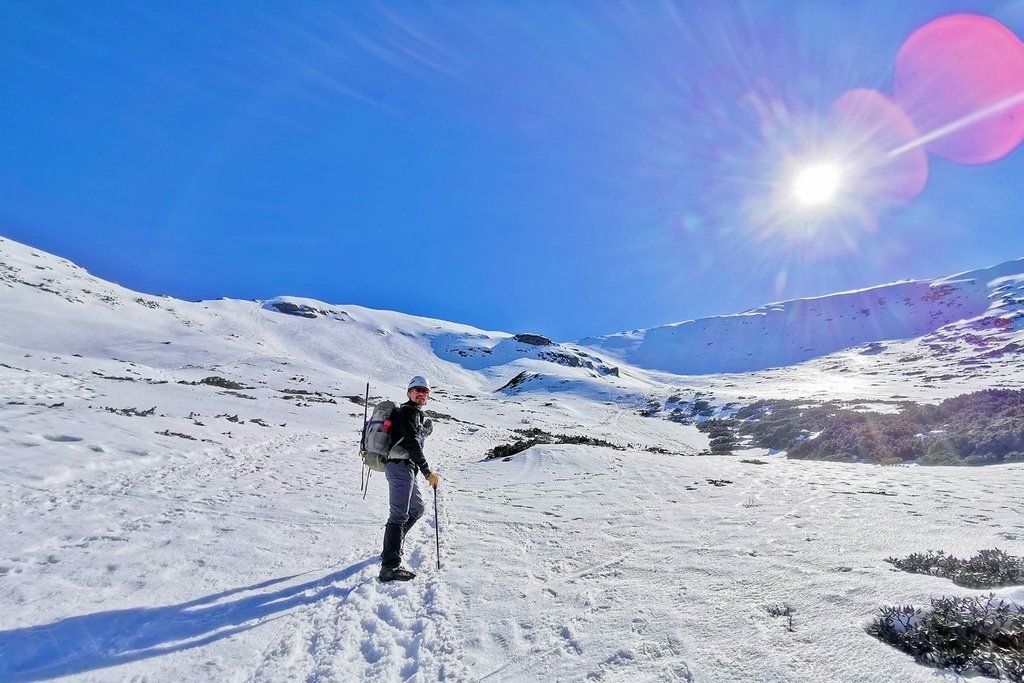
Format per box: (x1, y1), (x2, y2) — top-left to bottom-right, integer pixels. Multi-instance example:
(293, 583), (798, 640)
(793, 163), (842, 206)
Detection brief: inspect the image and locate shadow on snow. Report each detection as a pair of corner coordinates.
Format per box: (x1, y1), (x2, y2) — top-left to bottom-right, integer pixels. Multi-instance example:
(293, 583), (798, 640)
(0, 558), (375, 681)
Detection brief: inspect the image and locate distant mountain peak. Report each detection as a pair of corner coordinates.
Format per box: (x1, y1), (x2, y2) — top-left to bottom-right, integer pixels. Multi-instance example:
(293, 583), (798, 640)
(580, 257), (1024, 375)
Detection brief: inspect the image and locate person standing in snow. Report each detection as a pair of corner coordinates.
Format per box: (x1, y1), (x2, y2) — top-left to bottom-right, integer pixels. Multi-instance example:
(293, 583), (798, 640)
(379, 375), (441, 582)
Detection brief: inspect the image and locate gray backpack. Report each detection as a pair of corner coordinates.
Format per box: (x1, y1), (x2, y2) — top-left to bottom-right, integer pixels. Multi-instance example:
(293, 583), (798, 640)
(362, 400), (398, 472)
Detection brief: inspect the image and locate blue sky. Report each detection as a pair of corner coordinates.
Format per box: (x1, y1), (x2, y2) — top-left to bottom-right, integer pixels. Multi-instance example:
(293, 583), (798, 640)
(3, 1), (1024, 341)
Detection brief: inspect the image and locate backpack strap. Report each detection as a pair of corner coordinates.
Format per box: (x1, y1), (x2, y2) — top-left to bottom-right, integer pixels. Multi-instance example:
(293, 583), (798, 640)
(384, 406), (400, 461)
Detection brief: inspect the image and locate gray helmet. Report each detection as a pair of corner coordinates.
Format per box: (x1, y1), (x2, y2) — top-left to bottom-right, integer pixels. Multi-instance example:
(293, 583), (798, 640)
(407, 375), (430, 390)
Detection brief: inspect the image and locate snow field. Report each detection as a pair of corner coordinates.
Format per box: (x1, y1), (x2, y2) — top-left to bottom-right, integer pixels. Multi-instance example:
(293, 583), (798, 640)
(3, 363), (1023, 681)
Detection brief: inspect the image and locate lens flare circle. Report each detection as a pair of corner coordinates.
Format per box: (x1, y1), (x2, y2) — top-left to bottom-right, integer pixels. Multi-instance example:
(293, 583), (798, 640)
(831, 88), (928, 204)
(893, 13), (1024, 165)
(793, 163), (842, 206)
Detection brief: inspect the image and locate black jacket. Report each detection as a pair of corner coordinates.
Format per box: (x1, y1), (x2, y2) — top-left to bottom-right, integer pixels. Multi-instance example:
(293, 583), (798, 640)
(389, 401), (432, 477)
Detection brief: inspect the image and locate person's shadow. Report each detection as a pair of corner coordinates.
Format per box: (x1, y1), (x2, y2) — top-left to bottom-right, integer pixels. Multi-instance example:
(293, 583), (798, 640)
(0, 558), (375, 681)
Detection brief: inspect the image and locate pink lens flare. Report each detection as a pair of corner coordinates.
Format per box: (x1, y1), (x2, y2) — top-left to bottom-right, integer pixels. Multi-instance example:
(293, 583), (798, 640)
(831, 88), (929, 204)
(893, 13), (1024, 165)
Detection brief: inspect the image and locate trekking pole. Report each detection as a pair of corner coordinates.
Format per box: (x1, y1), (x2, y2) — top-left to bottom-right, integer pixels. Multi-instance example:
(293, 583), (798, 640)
(359, 381), (369, 492)
(434, 486), (441, 570)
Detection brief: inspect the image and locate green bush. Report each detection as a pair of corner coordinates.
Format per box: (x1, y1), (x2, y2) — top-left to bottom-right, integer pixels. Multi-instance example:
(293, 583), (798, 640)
(732, 390), (1024, 466)
(921, 441), (962, 465)
(489, 438), (542, 459)
(692, 399), (715, 417)
(868, 594), (1023, 681)
(886, 549), (1024, 589)
(708, 435), (738, 454)
(487, 431), (624, 459)
(697, 419), (734, 438)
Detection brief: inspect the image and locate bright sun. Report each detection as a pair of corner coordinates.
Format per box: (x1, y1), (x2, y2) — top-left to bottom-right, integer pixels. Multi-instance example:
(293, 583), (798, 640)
(793, 163), (842, 206)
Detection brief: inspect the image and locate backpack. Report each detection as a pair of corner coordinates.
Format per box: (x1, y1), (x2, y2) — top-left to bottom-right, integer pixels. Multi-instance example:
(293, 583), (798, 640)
(361, 400), (398, 472)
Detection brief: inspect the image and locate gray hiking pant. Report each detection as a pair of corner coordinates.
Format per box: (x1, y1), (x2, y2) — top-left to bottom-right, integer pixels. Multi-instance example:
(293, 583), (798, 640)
(385, 460), (424, 529)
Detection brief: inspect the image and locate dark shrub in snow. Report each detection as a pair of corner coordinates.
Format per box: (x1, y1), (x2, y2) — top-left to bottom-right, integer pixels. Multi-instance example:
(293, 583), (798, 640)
(731, 390), (1024, 465)
(886, 549), (1024, 589)
(868, 594), (1023, 681)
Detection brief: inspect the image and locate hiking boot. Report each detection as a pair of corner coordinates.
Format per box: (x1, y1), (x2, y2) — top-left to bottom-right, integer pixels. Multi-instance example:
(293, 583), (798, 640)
(381, 522), (404, 569)
(378, 565), (416, 582)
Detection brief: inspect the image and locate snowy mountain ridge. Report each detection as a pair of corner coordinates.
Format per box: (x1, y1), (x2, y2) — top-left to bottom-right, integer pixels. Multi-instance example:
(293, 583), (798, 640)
(0, 236), (639, 400)
(582, 258), (1024, 375)
(5, 233), (1024, 412)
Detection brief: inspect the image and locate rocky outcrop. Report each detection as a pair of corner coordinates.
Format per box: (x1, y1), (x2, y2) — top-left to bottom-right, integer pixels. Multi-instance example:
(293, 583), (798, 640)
(270, 301), (322, 318)
(513, 333), (554, 346)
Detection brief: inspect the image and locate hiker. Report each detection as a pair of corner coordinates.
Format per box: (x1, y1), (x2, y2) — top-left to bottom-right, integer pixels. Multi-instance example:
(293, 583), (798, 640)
(379, 375), (441, 582)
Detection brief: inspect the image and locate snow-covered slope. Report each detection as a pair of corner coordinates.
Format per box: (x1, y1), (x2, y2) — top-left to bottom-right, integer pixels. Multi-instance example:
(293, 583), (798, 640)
(0, 236), (661, 403)
(581, 259), (1024, 376)
(2, 236), (1022, 682)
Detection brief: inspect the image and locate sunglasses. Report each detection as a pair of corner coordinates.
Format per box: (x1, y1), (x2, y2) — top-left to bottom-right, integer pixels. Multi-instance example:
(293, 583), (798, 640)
(410, 387), (430, 394)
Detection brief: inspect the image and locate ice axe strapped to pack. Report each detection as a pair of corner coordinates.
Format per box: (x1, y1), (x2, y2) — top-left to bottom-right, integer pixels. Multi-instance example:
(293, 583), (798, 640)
(359, 383), (395, 497)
